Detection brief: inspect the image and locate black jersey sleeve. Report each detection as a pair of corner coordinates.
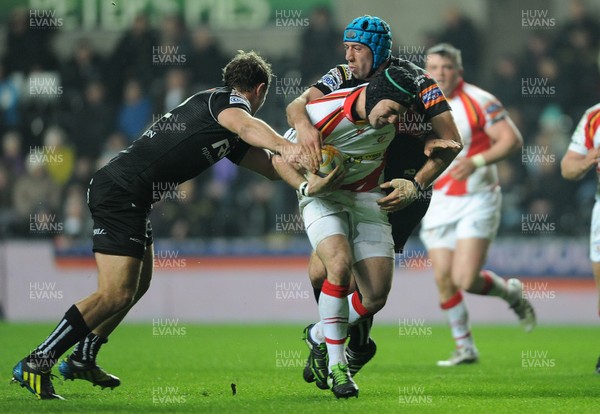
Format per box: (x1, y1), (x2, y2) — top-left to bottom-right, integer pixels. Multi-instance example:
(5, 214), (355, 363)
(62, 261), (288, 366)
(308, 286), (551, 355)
(210, 88), (252, 164)
(312, 64), (360, 95)
(209, 88), (252, 121)
(408, 65), (451, 119)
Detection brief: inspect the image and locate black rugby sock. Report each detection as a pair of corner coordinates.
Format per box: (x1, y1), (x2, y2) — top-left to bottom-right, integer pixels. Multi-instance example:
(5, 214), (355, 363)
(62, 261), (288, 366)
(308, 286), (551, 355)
(71, 332), (108, 364)
(27, 305), (91, 370)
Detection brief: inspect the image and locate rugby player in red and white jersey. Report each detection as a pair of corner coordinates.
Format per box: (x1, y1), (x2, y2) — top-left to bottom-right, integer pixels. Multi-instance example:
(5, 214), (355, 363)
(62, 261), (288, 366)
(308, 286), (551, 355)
(560, 102), (600, 373)
(276, 66), (462, 398)
(419, 43), (536, 366)
(287, 15), (461, 391)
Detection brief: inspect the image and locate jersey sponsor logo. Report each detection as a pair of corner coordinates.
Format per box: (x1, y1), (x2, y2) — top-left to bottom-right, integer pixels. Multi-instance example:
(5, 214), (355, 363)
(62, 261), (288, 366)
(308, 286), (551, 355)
(93, 228), (107, 235)
(340, 65), (353, 82)
(229, 90), (251, 110)
(420, 85), (445, 109)
(229, 95), (250, 110)
(333, 67), (344, 85)
(320, 73), (339, 91)
(484, 101), (505, 121)
(347, 150), (385, 163)
(129, 237), (145, 245)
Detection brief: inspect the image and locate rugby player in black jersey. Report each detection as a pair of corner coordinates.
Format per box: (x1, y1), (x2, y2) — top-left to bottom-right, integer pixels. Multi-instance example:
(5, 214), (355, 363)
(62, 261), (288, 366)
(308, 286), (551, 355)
(286, 16), (461, 390)
(10, 51), (330, 400)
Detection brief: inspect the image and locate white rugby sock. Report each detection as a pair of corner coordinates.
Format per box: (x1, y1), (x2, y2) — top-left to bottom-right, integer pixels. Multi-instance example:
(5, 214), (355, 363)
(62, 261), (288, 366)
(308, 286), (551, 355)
(319, 280), (349, 368)
(441, 291), (474, 349)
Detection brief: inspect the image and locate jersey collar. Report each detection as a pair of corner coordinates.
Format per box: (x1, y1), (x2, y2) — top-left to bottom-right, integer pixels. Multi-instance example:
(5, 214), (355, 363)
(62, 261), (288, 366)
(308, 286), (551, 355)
(448, 79), (465, 98)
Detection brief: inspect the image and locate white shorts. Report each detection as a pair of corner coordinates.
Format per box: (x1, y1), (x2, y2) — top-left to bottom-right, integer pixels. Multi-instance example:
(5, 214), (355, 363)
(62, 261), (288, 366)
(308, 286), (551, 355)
(419, 188), (501, 250)
(301, 190), (394, 263)
(590, 201), (600, 262)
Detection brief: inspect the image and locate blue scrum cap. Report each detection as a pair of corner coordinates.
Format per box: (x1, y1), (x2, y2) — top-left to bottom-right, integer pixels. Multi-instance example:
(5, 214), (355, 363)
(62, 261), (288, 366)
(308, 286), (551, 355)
(343, 15), (392, 69)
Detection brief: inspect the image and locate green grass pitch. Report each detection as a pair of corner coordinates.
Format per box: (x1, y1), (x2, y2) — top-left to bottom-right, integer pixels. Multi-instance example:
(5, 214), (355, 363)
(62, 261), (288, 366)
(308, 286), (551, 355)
(1, 323), (598, 413)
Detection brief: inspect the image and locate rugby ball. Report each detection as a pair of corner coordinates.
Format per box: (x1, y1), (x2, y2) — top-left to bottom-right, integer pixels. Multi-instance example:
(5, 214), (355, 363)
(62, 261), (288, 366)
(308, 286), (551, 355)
(317, 145), (345, 177)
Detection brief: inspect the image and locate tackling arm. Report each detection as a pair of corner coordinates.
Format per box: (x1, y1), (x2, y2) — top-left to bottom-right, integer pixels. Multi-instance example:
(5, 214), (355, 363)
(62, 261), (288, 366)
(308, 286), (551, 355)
(218, 107), (316, 172)
(286, 86), (326, 164)
(414, 110), (464, 188)
(378, 111), (463, 211)
(271, 154), (344, 197)
(238, 147), (279, 181)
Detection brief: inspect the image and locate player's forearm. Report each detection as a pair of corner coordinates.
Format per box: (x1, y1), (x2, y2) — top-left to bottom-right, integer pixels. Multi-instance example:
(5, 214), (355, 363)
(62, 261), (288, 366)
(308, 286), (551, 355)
(474, 132), (522, 166)
(272, 155), (306, 189)
(414, 152), (456, 189)
(561, 156), (595, 181)
(286, 96), (312, 130)
(238, 118), (293, 154)
(474, 118), (523, 166)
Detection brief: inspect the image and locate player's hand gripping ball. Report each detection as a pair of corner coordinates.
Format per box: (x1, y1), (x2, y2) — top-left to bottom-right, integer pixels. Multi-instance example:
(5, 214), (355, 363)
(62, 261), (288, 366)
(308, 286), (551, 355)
(317, 145), (345, 177)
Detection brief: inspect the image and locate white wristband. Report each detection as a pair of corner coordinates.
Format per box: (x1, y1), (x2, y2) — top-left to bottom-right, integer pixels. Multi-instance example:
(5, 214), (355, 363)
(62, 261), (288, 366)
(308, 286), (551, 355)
(471, 154), (486, 168)
(298, 181), (309, 197)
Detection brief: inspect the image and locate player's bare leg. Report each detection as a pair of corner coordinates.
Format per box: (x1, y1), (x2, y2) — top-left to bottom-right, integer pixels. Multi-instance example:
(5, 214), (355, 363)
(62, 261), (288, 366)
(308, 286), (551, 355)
(60, 246), (155, 388)
(12, 253), (143, 399)
(429, 247), (478, 366)
(453, 238), (536, 332)
(344, 256), (393, 375)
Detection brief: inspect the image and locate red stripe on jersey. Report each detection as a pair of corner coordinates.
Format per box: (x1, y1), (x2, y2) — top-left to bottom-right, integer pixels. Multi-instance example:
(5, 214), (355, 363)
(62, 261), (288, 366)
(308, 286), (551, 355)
(433, 173), (453, 192)
(325, 337), (346, 345)
(434, 90), (490, 195)
(309, 89), (353, 104)
(341, 162), (385, 192)
(320, 111), (346, 139)
(342, 87), (366, 123)
(458, 91), (485, 130)
(313, 107), (342, 131)
(464, 93), (492, 157)
(586, 109), (600, 150)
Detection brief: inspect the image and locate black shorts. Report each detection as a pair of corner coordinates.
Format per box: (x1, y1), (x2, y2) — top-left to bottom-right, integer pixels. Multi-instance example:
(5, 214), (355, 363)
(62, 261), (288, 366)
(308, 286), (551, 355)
(87, 169), (153, 260)
(387, 193), (431, 253)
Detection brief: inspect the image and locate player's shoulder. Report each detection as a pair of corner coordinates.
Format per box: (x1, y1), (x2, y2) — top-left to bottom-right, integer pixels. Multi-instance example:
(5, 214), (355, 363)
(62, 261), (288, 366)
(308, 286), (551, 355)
(389, 57), (437, 90)
(583, 102), (600, 119)
(316, 64), (358, 92)
(209, 87), (251, 113)
(461, 82), (501, 105)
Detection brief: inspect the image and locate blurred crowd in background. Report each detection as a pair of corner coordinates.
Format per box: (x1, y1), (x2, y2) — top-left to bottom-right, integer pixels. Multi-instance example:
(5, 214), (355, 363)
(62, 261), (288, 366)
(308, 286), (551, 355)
(0, 2), (599, 245)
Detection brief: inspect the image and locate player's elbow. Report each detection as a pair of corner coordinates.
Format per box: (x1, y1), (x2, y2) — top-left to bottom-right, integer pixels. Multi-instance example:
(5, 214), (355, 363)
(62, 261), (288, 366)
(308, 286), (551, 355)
(510, 132), (524, 153)
(285, 96), (309, 127)
(560, 159), (581, 181)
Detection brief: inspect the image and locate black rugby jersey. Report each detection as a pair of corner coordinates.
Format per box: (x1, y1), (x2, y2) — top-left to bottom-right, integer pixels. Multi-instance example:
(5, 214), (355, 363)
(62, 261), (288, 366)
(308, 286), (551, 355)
(313, 58), (450, 121)
(102, 87), (252, 204)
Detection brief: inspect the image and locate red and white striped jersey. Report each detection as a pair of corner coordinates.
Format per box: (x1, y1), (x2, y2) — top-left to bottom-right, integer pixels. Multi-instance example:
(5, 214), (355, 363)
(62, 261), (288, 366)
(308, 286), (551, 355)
(433, 81), (507, 195)
(290, 85), (397, 192)
(568, 102), (600, 199)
